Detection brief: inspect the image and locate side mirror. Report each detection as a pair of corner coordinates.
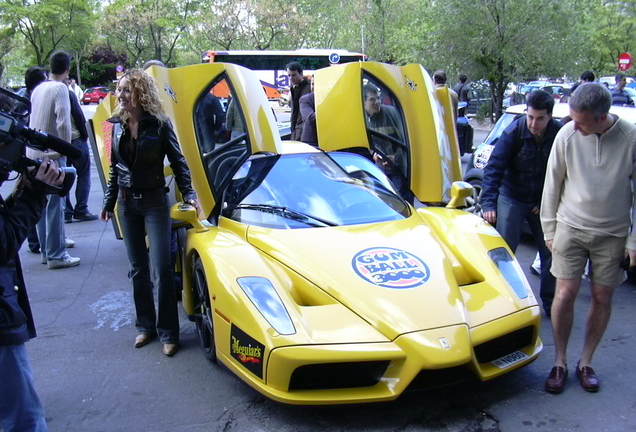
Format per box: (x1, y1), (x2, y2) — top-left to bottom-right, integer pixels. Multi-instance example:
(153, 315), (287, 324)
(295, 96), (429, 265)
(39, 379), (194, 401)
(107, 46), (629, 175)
(446, 181), (474, 209)
(170, 202), (207, 232)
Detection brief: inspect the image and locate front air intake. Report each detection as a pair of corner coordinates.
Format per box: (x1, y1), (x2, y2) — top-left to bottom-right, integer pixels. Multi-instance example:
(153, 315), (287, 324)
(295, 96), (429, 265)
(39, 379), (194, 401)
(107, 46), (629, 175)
(474, 326), (534, 363)
(289, 361), (389, 391)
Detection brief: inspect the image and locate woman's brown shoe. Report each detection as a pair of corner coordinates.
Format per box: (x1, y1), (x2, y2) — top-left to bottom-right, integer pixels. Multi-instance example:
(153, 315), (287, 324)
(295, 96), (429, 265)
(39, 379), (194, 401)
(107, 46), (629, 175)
(134, 333), (155, 348)
(162, 343), (178, 357)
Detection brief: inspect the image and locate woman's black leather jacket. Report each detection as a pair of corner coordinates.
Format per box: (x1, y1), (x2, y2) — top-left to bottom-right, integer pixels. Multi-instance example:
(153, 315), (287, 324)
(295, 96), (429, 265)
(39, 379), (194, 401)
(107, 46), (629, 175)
(103, 113), (196, 212)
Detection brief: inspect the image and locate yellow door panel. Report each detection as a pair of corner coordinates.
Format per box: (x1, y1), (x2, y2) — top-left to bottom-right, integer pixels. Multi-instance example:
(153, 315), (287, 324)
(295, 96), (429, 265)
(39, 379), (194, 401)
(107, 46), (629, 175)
(146, 63), (282, 217)
(314, 62), (462, 204)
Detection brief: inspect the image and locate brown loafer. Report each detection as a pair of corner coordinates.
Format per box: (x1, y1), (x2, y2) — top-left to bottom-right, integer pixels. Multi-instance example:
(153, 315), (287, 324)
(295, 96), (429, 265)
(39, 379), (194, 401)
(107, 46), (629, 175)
(576, 362), (600, 392)
(134, 333), (155, 348)
(162, 343), (178, 357)
(545, 365), (568, 394)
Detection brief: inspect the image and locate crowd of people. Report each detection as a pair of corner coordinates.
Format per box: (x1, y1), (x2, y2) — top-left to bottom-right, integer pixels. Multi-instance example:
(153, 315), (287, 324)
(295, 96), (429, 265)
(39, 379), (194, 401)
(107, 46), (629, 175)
(1, 53), (635, 431)
(0, 54), (198, 431)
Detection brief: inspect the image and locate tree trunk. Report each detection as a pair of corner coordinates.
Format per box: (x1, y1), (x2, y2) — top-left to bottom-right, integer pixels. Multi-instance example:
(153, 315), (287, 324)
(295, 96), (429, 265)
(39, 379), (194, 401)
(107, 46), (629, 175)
(76, 52), (82, 86)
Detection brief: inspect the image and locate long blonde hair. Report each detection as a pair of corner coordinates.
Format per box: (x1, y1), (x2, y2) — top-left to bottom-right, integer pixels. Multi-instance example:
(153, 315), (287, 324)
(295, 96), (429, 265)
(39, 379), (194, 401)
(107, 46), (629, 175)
(115, 69), (166, 123)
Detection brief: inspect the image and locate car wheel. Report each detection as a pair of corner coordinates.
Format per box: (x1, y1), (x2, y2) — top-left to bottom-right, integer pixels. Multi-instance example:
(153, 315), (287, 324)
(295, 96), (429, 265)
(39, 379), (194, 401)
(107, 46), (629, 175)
(192, 257), (216, 362)
(465, 178), (482, 215)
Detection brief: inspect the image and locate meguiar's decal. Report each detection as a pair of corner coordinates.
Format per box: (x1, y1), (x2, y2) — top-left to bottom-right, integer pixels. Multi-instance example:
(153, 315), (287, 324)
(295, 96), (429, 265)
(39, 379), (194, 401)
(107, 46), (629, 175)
(230, 324), (265, 378)
(352, 247), (430, 289)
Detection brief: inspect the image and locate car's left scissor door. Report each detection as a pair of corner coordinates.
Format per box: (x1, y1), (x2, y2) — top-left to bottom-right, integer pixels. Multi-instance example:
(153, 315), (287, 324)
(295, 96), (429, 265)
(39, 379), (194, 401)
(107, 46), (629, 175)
(147, 63), (282, 220)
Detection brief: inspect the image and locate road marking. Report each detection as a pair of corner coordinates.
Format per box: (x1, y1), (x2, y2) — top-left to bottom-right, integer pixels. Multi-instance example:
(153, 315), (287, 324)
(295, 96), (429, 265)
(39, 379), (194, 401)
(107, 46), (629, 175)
(89, 290), (133, 331)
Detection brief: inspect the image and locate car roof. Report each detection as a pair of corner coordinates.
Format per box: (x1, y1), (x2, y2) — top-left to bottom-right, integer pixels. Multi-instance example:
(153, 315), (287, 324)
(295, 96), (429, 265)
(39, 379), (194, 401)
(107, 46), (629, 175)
(505, 103), (636, 123)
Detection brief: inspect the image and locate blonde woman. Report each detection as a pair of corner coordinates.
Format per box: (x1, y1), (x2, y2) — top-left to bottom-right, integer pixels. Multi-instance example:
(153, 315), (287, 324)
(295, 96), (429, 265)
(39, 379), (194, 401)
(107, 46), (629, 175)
(101, 69), (197, 357)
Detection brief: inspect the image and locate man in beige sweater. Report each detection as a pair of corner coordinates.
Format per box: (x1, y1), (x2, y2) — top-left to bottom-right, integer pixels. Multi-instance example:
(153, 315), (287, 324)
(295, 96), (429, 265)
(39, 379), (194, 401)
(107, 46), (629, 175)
(541, 83), (636, 394)
(28, 51), (80, 269)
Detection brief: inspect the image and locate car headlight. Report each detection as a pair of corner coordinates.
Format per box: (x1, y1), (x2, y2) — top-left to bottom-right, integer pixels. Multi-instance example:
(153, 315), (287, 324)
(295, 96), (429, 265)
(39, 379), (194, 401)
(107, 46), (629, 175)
(237, 277), (296, 335)
(488, 248), (530, 299)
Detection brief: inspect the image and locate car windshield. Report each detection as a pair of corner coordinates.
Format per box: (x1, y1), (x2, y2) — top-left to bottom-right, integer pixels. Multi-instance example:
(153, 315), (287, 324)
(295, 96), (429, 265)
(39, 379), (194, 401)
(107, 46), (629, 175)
(484, 112), (519, 145)
(223, 152), (410, 228)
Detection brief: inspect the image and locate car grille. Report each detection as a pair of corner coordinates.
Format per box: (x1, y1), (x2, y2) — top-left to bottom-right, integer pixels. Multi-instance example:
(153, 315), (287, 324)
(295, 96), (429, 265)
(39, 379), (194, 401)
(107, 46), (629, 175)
(289, 361), (389, 391)
(407, 365), (474, 390)
(473, 326), (534, 363)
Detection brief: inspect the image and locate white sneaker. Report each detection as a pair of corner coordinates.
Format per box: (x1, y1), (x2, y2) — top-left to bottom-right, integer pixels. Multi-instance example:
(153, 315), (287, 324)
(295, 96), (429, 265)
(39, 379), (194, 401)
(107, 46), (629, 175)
(47, 254), (80, 269)
(65, 238), (75, 248)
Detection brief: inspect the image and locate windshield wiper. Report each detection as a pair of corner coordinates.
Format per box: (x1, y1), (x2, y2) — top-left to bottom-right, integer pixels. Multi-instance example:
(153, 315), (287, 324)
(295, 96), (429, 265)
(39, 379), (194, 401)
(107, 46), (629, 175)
(233, 204), (337, 227)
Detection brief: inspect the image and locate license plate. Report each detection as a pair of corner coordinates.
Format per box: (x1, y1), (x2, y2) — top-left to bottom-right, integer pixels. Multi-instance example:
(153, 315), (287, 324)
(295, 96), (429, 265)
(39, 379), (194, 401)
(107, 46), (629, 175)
(491, 350), (530, 369)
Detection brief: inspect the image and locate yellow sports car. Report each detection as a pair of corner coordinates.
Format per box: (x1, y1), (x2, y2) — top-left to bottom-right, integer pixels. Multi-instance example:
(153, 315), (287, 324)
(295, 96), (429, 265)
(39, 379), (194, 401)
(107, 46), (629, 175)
(89, 61), (542, 405)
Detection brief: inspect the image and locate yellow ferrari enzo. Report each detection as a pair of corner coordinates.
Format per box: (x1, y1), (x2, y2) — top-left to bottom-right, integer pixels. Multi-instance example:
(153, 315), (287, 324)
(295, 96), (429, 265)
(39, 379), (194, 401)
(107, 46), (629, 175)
(89, 61), (542, 405)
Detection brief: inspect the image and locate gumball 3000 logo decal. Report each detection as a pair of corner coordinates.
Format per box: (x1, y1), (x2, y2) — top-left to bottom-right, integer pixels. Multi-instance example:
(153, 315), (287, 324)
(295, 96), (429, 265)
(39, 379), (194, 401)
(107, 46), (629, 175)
(352, 247), (430, 289)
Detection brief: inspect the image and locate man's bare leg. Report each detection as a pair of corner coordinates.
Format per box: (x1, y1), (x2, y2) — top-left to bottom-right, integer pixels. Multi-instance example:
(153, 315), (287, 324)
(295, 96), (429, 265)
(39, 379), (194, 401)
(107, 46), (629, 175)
(580, 282), (615, 367)
(550, 278), (581, 367)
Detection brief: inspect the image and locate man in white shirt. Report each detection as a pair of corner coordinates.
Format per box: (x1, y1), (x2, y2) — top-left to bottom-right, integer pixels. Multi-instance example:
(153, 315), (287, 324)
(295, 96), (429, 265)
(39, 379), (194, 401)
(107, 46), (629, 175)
(29, 51), (80, 269)
(68, 78), (83, 102)
(541, 83), (636, 393)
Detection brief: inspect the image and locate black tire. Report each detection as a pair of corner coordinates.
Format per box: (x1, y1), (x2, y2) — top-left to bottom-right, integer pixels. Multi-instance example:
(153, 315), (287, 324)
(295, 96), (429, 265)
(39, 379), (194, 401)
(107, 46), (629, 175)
(465, 178), (482, 215)
(192, 257), (216, 362)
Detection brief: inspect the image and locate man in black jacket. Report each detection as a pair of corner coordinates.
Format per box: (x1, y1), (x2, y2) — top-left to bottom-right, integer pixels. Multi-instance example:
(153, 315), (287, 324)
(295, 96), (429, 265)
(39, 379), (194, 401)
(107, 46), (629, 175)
(64, 86), (98, 222)
(481, 90), (561, 316)
(286, 62), (311, 141)
(0, 157), (65, 431)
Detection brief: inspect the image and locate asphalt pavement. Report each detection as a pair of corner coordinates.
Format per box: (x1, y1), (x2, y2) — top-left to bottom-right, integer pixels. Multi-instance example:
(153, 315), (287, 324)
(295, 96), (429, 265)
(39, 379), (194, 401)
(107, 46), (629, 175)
(9, 108), (636, 432)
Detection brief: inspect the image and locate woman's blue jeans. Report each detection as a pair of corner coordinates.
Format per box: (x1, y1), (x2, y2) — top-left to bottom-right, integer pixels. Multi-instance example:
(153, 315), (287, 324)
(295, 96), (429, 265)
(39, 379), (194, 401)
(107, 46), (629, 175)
(120, 195), (179, 343)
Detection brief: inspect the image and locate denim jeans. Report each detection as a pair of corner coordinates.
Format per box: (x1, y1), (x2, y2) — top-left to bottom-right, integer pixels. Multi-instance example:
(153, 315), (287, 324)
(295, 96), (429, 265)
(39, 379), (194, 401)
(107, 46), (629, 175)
(36, 157), (68, 261)
(0, 344), (48, 432)
(27, 226), (40, 252)
(120, 195), (179, 343)
(496, 194), (555, 313)
(65, 138), (91, 216)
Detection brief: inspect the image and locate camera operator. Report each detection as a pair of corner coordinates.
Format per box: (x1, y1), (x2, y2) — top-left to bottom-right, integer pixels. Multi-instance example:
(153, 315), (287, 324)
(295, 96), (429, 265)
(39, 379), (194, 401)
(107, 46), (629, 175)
(0, 157), (65, 432)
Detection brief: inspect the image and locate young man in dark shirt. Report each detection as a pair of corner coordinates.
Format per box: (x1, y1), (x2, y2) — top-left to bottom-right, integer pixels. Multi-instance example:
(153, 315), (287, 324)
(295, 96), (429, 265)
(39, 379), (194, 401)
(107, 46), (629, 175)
(286, 61), (311, 140)
(481, 90), (561, 317)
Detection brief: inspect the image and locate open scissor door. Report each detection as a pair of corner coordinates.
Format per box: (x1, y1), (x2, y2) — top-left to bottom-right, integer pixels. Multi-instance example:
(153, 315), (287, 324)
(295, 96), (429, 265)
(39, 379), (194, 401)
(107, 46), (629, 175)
(87, 94), (124, 238)
(146, 63), (282, 220)
(314, 61), (462, 204)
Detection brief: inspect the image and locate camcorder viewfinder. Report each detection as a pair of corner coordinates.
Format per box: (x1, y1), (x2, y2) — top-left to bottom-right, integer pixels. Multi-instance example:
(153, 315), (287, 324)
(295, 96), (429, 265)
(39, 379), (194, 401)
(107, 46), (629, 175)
(0, 86), (80, 195)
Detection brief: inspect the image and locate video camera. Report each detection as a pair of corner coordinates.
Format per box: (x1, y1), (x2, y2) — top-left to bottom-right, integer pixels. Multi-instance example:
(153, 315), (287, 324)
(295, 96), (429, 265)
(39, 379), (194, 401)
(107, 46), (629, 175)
(0, 87), (80, 195)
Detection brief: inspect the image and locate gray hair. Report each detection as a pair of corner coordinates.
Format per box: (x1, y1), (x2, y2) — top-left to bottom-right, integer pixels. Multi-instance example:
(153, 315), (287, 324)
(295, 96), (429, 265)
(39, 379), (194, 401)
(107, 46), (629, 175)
(143, 59), (166, 69)
(569, 83), (611, 118)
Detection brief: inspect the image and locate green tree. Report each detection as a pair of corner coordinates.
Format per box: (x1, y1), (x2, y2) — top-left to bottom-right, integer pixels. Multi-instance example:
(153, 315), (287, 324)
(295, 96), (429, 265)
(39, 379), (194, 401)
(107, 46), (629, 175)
(428, 0), (581, 120)
(0, 0), (95, 66)
(0, 26), (16, 82)
(102, 0), (197, 67)
(186, 0), (248, 53)
(577, 0), (636, 74)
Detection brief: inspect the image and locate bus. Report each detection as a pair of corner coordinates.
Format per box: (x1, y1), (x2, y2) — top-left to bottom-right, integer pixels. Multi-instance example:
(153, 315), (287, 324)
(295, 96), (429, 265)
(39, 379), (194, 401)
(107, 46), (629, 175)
(202, 49), (367, 99)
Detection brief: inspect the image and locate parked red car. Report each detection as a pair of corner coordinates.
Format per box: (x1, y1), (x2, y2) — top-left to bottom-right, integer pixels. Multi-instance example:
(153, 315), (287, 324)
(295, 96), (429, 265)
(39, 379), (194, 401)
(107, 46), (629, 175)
(81, 86), (110, 104)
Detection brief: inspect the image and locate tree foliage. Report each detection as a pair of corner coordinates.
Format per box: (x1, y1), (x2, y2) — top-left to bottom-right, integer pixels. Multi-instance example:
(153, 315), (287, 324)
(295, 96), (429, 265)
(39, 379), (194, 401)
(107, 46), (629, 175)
(0, 26), (16, 82)
(103, 0), (197, 67)
(0, 0), (95, 66)
(78, 46), (129, 87)
(0, 0), (633, 89)
(427, 0), (584, 119)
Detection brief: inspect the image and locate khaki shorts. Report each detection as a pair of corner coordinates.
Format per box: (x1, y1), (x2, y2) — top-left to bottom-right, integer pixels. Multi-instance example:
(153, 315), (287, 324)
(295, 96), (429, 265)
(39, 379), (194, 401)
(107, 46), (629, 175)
(551, 222), (626, 287)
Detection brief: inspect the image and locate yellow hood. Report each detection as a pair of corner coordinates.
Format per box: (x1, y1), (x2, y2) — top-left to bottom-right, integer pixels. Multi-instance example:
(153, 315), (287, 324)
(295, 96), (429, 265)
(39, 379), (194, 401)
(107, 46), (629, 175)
(245, 215), (467, 340)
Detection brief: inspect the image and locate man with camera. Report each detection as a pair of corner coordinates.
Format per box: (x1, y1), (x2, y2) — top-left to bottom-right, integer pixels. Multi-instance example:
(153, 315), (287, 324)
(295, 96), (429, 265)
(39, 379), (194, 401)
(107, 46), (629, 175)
(0, 157), (65, 431)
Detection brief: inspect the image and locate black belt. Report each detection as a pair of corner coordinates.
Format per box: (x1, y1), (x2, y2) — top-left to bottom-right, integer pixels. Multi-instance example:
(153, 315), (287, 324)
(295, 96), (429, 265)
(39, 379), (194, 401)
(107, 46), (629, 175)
(119, 187), (167, 200)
